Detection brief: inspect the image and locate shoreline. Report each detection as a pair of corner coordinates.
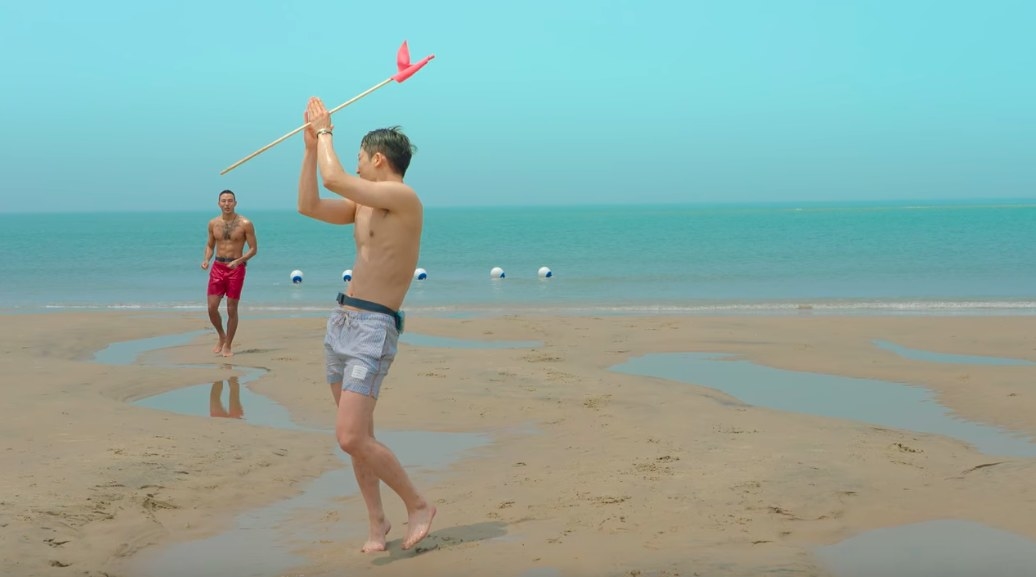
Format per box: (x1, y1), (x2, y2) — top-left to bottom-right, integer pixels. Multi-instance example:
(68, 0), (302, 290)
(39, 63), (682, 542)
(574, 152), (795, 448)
(3, 310), (1035, 576)
(4, 295), (1036, 318)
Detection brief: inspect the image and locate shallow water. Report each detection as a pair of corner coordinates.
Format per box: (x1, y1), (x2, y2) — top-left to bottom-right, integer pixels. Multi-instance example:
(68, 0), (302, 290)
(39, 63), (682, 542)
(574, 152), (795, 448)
(134, 366), (321, 432)
(609, 351), (1036, 458)
(814, 519), (1036, 577)
(91, 330), (498, 576)
(91, 330), (209, 365)
(873, 338), (1036, 366)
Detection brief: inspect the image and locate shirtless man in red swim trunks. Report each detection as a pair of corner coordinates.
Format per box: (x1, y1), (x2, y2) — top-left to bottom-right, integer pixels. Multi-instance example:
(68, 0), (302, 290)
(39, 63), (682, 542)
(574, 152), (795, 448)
(201, 190), (258, 357)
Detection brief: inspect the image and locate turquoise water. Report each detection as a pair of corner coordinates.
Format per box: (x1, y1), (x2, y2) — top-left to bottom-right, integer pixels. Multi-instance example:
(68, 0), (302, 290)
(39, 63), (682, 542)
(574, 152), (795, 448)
(1, 200), (1033, 315)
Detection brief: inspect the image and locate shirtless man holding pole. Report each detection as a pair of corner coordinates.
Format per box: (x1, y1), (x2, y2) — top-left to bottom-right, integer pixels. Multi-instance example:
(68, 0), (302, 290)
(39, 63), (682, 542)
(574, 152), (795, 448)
(296, 96), (434, 552)
(201, 190), (258, 357)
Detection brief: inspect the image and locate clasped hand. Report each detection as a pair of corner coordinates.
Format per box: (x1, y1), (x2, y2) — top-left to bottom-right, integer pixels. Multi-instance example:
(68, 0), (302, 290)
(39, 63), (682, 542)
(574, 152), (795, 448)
(303, 97), (334, 149)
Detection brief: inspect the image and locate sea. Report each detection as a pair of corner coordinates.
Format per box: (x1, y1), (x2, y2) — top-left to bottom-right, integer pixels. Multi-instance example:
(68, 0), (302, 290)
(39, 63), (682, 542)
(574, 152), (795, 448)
(1, 200), (1034, 317)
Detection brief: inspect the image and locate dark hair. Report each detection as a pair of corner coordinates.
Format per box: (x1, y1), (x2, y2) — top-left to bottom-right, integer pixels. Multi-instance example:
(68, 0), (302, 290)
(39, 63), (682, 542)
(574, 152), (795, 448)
(219, 189), (235, 199)
(361, 126), (417, 177)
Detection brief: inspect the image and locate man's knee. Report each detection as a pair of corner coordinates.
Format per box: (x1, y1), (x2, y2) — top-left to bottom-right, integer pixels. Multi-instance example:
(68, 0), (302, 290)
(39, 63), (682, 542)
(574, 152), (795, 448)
(336, 428), (371, 455)
(335, 393), (376, 455)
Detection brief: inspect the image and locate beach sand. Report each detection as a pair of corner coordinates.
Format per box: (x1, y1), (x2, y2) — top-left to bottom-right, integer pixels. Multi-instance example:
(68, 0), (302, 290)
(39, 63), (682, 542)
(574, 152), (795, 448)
(2, 311), (1035, 576)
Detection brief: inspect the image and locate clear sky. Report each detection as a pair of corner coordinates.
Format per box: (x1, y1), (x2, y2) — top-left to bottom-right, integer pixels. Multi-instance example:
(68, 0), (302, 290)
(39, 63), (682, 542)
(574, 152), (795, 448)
(1, 0), (1033, 213)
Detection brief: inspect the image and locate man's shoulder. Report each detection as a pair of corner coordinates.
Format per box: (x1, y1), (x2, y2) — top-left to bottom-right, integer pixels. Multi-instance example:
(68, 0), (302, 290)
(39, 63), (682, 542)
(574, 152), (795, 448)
(366, 181), (421, 215)
(386, 181), (422, 207)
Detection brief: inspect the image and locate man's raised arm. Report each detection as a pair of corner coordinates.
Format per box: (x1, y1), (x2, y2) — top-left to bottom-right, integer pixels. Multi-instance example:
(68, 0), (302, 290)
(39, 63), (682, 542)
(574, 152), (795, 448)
(297, 110), (356, 225)
(314, 132), (418, 212)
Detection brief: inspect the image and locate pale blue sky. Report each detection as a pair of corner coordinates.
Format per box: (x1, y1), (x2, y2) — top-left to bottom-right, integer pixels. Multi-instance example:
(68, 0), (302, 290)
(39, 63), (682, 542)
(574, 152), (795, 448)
(1, 0), (1033, 213)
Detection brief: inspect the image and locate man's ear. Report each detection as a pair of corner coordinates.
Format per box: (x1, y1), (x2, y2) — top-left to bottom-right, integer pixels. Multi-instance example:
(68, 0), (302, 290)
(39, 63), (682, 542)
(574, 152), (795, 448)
(372, 152), (386, 168)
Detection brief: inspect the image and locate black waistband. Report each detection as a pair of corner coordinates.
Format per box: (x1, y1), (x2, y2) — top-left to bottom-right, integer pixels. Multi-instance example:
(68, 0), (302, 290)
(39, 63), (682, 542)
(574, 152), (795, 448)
(214, 256), (238, 263)
(337, 293), (401, 321)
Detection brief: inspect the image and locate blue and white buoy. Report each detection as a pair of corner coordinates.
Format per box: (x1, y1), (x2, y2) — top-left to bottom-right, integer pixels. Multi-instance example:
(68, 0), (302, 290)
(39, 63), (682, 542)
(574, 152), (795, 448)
(538, 266), (553, 278)
(490, 266), (505, 279)
(342, 269), (353, 282)
(414, 267), (428, 280)
(290, 269), (304, 284)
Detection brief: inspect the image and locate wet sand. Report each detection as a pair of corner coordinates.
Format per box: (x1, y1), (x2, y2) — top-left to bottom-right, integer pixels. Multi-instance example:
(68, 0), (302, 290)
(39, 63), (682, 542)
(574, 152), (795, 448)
(2, 311), (1035, 576)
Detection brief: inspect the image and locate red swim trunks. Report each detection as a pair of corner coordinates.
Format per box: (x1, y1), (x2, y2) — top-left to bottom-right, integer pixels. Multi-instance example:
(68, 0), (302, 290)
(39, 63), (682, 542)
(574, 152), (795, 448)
(208, 261), (247, 300)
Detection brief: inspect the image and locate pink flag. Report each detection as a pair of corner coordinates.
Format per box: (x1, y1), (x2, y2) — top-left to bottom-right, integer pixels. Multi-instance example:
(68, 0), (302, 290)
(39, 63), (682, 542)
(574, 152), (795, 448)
(392, 40), (435, 83)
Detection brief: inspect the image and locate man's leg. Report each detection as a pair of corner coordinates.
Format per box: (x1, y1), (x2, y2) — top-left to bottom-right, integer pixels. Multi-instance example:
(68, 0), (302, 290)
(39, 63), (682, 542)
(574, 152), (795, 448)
(336, 391), (436, 550)
(222, 298), (239, 357)
(209, 380), (228, 417)
(207, 294), (226, 353)
(329, 382), (390, 552)
(227, 375), (244, 418)
(355, 419), (390, 552)
(221, 265), (246, 357)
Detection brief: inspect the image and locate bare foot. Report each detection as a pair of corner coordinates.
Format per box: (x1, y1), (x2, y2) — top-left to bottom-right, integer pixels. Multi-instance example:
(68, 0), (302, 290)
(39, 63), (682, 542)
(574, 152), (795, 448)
(402, 504), (436, 550)
(360, 519), (391, 553)
(212, 339), (224, 354)
(220, 345), (234, 358)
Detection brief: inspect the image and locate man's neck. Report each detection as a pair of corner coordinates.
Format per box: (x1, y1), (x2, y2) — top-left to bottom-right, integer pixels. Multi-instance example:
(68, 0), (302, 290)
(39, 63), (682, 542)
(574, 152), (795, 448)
(221, 212), (237, 220)
(369, 169), (403, 183)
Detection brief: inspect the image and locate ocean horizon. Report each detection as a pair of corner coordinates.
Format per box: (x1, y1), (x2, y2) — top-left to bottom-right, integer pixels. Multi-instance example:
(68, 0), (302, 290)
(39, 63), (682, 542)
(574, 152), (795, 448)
(2, 199), (1034, 317)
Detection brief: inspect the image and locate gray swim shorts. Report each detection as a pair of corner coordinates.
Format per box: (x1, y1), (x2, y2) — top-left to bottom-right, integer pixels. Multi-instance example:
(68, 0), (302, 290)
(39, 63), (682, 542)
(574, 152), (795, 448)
(324, 307), (399, 399)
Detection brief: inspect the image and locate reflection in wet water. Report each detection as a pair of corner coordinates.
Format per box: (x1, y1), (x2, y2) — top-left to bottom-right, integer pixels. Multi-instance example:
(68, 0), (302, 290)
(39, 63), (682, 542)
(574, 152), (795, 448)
(131, 364), (321, 432)
(209, 376), (244, 419)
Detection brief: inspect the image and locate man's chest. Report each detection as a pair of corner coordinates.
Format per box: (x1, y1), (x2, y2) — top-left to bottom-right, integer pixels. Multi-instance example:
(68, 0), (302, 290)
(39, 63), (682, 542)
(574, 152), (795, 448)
(354, 208), (389, 242)
(212, 220), (245, 241)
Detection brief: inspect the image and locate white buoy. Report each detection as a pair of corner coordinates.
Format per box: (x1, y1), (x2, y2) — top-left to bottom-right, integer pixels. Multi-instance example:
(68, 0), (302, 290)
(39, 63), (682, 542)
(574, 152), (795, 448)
(414, 267), (428, 280)
(490, 266), (505, 279)
(290, 269), (304, 284)
(342, 269), (353, 282)
(538, 266), (553, 278)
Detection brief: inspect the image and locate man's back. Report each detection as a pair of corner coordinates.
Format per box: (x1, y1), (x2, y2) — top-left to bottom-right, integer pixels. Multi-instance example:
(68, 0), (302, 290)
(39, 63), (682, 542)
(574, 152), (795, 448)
(346, 196), (423, 312)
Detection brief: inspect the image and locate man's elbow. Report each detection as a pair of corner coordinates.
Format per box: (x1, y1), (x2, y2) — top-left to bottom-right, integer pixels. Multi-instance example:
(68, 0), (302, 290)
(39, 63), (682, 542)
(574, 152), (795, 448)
(322, 173), (350, 196)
